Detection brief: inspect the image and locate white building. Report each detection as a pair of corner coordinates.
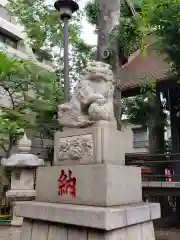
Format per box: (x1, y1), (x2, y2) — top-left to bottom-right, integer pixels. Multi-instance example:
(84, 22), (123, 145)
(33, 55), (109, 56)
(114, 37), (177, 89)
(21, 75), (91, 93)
(0, 0), (53, 70)
(0, 0), (54, 159)
(121, 120), (171, 154)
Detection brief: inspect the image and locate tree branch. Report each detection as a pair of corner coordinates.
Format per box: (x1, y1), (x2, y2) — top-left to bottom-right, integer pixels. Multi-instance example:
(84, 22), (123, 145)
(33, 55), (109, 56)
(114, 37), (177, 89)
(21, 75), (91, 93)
(0, 83), (15, 108)
(0, 141), (8, 156)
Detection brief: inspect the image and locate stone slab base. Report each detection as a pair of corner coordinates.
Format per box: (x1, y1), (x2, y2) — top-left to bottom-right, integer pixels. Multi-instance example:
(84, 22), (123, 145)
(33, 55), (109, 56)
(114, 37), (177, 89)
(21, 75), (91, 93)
(14, 201), (160, 230)
(7, 190), (36, 200)
(10, 204), (24, 227)
(36, 165), (142, 206)
(20, 218), (155, 240)
(10, 227), (22, 240)
(11, 215), (23, 227)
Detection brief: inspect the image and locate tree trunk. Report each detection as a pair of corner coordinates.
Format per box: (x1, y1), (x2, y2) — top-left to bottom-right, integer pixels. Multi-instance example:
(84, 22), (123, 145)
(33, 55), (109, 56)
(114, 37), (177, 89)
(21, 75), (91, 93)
(96, 0), (120, 62)
(147, 88), (165, 174)
(148, 88), (172, 217)
(96, 0), (124, 129)
(148, 93), (165, 156)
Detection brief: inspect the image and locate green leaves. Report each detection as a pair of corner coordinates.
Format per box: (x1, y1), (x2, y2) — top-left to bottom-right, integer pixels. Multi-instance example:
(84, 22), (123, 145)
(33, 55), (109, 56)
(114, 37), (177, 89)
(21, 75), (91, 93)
(85, 0), (180, 68)
(121, 95), (151, 126)
(84, 1), (99, 27)
(0, 115), (24, 135)
(0, 53), (61, 157)
(8, 0), (93, 90)
(114, 14), (144, 56)
(85, 0), (145, 56)
(140, 0), (180, 76)
(8, 0), (85, 50)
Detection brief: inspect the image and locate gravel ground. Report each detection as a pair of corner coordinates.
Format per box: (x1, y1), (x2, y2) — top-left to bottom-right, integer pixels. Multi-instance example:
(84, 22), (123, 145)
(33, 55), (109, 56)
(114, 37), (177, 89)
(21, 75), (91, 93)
(0, 226), (21, 240)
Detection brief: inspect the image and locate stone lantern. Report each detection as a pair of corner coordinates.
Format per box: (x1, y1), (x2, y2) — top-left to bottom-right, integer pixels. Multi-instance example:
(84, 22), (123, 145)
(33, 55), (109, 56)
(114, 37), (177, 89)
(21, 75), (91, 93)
(1, 133), (44, 226)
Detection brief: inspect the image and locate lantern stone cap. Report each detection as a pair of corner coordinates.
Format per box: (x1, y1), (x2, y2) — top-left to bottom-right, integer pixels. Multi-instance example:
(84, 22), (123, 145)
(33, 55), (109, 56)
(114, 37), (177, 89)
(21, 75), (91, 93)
(1, 155), (44, 168)
(18, 133), (32, 153)
(1, 133), (44, 168)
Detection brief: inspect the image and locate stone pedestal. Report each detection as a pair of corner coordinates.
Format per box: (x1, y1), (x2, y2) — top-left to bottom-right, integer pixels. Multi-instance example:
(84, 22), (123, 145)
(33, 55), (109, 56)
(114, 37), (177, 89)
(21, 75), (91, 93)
(54, 122), (124, 166)
(1, 133), (44, 226)
(14, 123), (160, 239)
(15, 201), (159, 240)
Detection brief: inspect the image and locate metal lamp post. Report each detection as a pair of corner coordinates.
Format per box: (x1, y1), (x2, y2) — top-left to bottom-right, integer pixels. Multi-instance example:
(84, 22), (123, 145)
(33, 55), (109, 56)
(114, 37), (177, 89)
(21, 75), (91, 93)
(54, 0), (79, 102)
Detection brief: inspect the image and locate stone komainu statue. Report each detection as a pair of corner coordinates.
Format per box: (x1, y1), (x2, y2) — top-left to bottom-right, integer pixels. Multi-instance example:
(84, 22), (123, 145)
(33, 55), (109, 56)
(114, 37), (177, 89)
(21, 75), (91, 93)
(58, 61), (115, 128)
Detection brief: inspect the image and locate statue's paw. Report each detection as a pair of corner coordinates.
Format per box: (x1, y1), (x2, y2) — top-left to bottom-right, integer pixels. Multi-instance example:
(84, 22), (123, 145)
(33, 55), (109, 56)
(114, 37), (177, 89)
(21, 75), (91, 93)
(95, 97), (106, 106)
(88, 103), (110, 121)
(78, 116), (95, 124)
(59, 103), (71, 112)
(78, 115), (89, 122)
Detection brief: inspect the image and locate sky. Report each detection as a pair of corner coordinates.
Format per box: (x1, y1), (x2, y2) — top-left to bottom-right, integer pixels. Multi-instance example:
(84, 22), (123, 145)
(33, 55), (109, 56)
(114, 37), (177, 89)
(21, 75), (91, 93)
(46, 0), (96, 45)
(78, 0), (97, 45)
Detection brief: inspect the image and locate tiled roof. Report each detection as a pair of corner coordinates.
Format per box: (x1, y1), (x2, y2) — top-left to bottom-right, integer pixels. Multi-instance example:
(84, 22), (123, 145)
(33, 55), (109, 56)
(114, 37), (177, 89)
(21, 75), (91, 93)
(119, 46), (170, 92)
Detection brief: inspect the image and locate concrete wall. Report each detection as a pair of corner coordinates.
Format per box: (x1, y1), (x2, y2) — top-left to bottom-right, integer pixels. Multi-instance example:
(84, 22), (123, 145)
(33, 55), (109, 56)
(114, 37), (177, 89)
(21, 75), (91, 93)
(0, 16), (23, 39)
(121, 121), (148, 154)
(121, 120), (171, 154)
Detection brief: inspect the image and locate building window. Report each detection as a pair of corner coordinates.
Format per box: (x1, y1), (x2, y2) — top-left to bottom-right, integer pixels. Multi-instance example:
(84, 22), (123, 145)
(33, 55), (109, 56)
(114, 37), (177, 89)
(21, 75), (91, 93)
(0, 34), (4, 43)
(0, 5), (14, 22)
(0, 32), (17, 49)
(0, 5), (11, 21)
(132, 127), (148, 148)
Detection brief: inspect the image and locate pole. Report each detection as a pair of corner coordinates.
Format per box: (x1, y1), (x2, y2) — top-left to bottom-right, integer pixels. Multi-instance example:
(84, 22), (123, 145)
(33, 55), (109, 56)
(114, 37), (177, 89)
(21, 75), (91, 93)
(63, 17), (69, 102)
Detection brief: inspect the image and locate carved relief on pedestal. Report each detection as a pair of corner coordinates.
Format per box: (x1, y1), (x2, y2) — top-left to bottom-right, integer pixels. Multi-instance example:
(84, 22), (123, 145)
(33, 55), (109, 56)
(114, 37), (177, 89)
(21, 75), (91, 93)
(58, 134), (93, 162)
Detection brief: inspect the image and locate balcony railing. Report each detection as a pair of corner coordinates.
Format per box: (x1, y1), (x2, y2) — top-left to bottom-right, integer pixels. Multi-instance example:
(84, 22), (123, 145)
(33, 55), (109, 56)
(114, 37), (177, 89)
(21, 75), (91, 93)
(126, 153), (180, 182)
(0, 42), (53, 71)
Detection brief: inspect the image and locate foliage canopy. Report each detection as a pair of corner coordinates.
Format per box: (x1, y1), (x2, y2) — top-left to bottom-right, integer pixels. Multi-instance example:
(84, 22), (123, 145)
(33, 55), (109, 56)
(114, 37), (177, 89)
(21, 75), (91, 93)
(140, 0), (180, 76)
(8, 0), (93, 75)
(85, 0), (144, 56)
(0, 52), (61, 157)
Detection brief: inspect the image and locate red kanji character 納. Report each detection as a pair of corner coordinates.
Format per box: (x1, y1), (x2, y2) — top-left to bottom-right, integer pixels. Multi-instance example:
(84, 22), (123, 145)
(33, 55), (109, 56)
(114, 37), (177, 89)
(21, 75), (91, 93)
(58, 170), (76, 198)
